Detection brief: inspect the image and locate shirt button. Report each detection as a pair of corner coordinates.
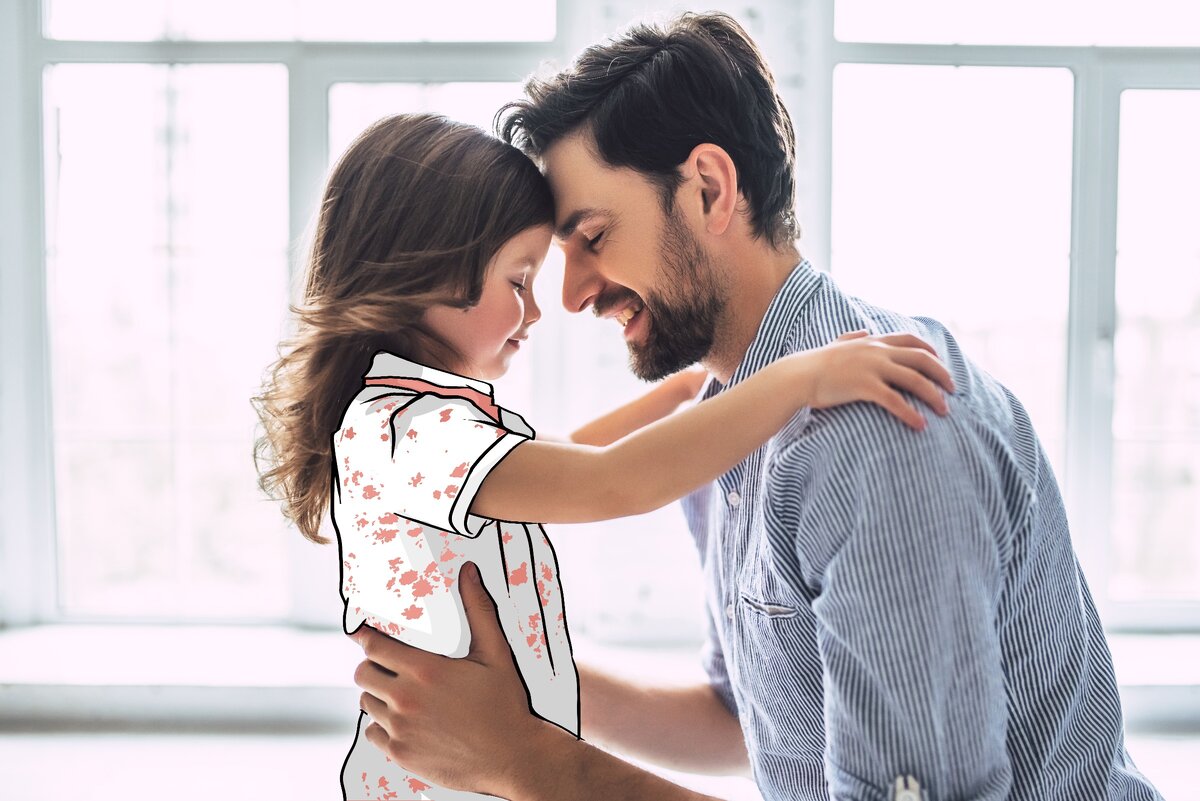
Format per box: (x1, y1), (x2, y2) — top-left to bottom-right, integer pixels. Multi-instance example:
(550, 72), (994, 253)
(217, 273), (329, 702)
(727, 490), (741, 508)
(725, 603), (735, 621)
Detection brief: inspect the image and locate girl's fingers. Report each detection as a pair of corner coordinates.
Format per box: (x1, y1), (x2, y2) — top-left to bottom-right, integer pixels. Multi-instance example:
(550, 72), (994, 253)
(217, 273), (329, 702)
(888, 365), (949, 416)
(876, 332), (935, 355)
(890, 347), (956, 394)
(875, 386), (926, 430)
(837, 329), (871, 341)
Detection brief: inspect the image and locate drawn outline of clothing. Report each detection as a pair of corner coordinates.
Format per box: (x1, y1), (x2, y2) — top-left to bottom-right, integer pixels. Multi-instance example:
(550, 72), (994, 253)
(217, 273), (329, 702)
(332, 352), (579, 801)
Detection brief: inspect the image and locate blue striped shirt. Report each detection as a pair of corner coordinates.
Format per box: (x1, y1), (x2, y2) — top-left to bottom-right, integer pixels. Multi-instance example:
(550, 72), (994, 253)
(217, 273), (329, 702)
(680, 261), (1163, 801)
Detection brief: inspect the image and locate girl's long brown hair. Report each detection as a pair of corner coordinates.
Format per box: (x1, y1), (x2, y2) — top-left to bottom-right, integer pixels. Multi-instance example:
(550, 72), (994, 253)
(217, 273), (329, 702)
(253, 114), (555, 543)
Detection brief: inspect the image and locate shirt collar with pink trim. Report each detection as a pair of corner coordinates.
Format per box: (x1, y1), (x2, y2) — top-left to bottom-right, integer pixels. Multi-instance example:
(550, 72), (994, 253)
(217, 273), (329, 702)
(363, 351), (495, 399)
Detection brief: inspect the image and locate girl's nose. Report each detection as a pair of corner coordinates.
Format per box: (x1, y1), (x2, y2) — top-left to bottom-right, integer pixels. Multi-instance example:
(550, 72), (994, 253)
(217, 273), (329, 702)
(525, 289), (542, 325)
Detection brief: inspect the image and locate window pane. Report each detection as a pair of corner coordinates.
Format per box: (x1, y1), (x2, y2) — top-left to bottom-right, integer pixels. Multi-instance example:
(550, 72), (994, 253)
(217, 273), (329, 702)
(328, 82), (522, 166)
(836, 0), (1200, 46)
(44, 63), (291, 620)
(44, 0), (554, 41)
(1111, 90), (1200, 602)
(830, 65), (1073, 478)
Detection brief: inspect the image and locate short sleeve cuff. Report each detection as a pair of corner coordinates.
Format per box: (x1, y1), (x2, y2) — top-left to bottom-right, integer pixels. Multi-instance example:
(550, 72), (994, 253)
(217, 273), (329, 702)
(448, 429), (530, 537)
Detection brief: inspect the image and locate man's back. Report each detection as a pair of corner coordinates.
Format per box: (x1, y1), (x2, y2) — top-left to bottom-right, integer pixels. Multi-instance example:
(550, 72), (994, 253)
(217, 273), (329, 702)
(684, 262), (1162, 799)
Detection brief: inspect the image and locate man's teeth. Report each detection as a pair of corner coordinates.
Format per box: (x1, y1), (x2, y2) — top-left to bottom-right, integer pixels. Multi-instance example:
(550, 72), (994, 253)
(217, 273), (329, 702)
(615, 303), (643, 328)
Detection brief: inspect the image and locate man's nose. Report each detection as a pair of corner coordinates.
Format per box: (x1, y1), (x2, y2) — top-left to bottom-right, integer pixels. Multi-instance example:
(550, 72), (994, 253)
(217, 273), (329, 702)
(561, 251), (601, 315)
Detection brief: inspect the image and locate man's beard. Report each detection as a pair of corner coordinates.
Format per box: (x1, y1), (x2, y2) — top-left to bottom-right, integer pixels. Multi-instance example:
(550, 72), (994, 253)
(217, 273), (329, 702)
(626, 205), (725, 381)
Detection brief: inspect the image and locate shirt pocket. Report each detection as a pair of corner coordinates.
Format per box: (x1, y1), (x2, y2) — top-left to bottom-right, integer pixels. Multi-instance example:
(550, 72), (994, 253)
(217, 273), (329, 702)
(739, 592), (799, 619)
(731, 587), (825, 765)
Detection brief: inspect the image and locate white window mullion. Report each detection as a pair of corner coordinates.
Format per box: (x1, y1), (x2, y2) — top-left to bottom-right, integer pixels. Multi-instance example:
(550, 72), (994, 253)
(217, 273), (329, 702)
(284, 51), (344, 628)
(287, 53), (328, 288)
(1063, 54), (1119, 614)
(1, 0), (58, 628)
(787, 0), (835, 272)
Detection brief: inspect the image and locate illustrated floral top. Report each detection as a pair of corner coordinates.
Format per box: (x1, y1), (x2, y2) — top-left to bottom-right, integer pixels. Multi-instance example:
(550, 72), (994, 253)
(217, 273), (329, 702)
(332, 351), (578, 737)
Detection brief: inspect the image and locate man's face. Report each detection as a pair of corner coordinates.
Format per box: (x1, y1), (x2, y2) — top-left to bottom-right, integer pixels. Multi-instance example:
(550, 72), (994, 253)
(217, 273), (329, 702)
(543, 132), (726, 381)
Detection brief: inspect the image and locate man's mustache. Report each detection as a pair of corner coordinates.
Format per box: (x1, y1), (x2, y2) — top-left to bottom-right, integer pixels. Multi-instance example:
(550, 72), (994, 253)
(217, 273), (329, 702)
(592, 288), (645, 319)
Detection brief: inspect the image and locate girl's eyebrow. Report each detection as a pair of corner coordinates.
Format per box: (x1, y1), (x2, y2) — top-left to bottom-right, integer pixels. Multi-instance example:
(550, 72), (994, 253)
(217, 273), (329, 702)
(512, 256), (543, 274)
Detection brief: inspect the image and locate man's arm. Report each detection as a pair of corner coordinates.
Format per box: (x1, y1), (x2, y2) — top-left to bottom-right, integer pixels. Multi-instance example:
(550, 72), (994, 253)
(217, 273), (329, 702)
(577, 662), (751, 777)
(794, 423), (1015, 799)
(502, 724), (728, 801)
(568, 368), (707, 447)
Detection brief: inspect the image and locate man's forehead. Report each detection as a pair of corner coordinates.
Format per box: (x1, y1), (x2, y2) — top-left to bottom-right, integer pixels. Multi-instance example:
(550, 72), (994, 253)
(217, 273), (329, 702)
(543, 133), (630, 238)
(544, 130), (613, 194)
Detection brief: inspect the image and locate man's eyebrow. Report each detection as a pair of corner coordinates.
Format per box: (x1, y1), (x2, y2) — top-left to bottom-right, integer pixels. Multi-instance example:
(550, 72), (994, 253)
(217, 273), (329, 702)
(555, 208), (610, 240)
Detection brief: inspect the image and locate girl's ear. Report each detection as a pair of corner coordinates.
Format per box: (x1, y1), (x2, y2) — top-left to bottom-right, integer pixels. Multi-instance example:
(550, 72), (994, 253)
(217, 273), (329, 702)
(680, 143), (739, 237)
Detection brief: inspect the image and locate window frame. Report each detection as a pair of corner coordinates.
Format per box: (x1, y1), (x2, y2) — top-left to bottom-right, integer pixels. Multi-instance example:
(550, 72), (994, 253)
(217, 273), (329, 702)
(813, 6), (1200, 631)
(3, 0), (1198, 634)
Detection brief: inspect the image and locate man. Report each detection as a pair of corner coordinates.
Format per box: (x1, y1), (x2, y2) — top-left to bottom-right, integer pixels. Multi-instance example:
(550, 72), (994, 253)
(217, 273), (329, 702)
(350, 12), (1162, 800)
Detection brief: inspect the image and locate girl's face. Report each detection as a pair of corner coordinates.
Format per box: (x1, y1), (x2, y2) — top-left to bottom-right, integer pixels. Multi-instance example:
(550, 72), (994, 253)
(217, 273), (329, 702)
(423, 224), (552, 381)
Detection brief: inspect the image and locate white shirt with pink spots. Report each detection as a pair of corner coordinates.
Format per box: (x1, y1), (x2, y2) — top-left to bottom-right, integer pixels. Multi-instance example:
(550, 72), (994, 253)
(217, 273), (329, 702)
(333, 352), (578, 801)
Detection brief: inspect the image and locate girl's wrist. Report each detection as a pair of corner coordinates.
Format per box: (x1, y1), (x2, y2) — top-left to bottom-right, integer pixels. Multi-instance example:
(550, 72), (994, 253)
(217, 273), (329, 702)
(783, 353), (818, 409)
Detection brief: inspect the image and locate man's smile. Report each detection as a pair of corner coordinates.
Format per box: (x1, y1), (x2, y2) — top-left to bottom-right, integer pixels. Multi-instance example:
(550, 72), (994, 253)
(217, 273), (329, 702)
(594, 290), (645, 327)
(613, 300), (644, 328)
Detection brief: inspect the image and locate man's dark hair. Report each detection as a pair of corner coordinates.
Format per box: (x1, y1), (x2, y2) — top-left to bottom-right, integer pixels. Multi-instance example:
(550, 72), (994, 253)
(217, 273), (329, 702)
(498, 11), (799, 249)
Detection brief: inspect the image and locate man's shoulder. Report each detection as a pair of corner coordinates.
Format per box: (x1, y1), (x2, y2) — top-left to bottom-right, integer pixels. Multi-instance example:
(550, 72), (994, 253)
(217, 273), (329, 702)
(767, 397), (938, 472)
(764, 381), (1030, 535)
(770, 295), (1013, 469)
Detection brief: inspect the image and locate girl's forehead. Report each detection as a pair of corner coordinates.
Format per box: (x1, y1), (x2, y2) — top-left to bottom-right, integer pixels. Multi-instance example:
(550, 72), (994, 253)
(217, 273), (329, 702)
(497, 225), (553, 266)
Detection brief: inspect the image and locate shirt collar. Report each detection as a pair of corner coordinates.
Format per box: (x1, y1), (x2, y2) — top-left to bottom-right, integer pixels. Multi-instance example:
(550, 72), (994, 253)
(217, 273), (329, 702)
(702, 259), (825, 400)
(364, 351), (496, 399)
(697, 259), (824, 494)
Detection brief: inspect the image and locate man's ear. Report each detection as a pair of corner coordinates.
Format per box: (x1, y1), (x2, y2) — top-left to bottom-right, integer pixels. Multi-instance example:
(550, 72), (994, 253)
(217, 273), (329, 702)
(680, 143), (739, 236)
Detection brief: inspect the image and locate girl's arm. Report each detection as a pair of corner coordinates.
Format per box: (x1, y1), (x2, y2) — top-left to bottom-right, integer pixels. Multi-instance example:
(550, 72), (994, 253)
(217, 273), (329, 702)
(568, 368), (708, 447)
(471, 331), (955, 525)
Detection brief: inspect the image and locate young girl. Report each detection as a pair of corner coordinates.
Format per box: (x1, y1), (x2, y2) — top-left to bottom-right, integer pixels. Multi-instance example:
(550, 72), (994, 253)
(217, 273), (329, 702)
(254, 114), (953, 801)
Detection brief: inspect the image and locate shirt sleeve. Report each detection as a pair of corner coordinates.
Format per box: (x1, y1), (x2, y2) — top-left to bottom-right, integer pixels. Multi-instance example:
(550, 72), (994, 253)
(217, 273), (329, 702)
(375, 392), (530, 537)
(804, 433), (1015, 800)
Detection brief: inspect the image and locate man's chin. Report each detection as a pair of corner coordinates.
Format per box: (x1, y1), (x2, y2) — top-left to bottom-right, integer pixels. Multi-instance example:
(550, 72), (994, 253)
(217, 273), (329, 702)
(623, 299), (719, 381)
(627, 340), (704, 383)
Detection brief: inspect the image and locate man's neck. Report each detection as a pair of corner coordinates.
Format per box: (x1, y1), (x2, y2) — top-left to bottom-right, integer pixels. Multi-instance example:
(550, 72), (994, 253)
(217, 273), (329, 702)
(703, 244), (803, 384)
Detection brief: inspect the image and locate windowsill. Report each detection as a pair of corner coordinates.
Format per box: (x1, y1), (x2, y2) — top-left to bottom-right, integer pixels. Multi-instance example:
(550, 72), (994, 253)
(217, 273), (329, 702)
(1, 624), (1197, 730)
(0, 624), (712, 727)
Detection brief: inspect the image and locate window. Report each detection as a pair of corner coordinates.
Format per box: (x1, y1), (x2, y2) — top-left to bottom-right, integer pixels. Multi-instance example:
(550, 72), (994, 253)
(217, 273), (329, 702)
(6, 0), (1197, 638)
(6, 0), (565, 628)
(44, 63), (291, 619)
(830, 64), (1073, 476)
(828, 0), (1200, 627)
